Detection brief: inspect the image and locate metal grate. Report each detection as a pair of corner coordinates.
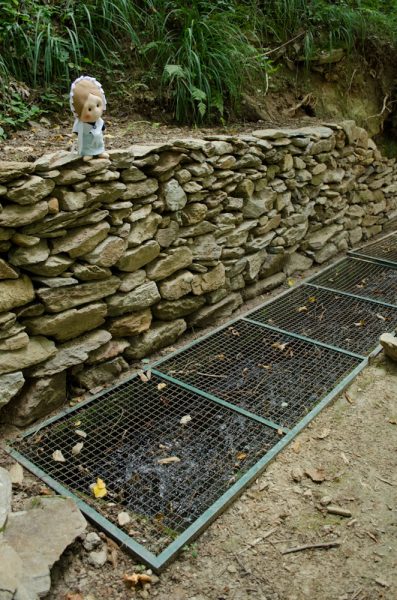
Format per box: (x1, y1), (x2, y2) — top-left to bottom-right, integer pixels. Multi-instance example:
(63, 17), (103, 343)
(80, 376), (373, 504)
(308, 258), (397, 306)
(349, 232), (397, 266)
(12, 374), (279, 555)
(247, 285), (397, 356)
(155, 320), (361, 429)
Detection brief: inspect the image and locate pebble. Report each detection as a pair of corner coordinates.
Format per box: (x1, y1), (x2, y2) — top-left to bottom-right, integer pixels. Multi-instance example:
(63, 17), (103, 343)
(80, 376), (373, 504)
(83, 531), (102, 551)
(320, 495), (332, 506)
(87, 548), (107, 568)
(291, 466), (304, 482)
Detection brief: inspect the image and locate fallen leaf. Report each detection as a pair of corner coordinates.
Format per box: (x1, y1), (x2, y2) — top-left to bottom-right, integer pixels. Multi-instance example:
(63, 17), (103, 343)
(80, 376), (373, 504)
(71, 442), (84, 456)
(8, 462), (24, 484)
(236, 452), (247, 461)
(138, 370), (149, 383)
(315, 427), (330, 440)
(287, 278), (295, 287)
(307, 296), (317, 303)
(90, 477), (107, 498)
(272, 341), (288, 351)
(74, 420), (81, 427)
(344, 392), (355, 404)
(52, 450), (66, 462)
(277, 428), (284, 436)
(305, 467), (326, 483)
(376, 313), (386, 321)
(180, 415), (192, 425)
(228, 327), (240, 336)
(157, 456), (181, 465)
(75, 429), (87, 438)
(146, 370), (152, 380)
(39, 486), (53, 496)
(157, 382), (167, 391)
(354, 319), (366, 327)
(296, 305), (308, 313)
(292, 440), (301, 454)
(65, 594), (84, 600)
(258, 363), (272, 370)
(215, 353), (225, 360)
(388, 417), (396, 424)
(118, 511), (131, 526)
(124, 573), (152, 586)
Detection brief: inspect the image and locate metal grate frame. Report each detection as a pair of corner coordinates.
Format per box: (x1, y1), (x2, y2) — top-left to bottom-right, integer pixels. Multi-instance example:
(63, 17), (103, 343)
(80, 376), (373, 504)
(349, 231), (397, 267)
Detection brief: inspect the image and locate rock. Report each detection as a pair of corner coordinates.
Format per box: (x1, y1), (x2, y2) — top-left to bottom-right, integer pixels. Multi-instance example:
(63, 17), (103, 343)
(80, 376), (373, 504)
(85, 181), (126, 204)
(259, 254), (286, 278)
(123, 178), (158, 200)
(0, 200), (48, 227)
(8, 240), (50, 267)
(380, 333), (397, 362)
(0, 258), (19, 280)
(187, 293), (243, 327)
(116, 240), (161, 272)
(314, 242), (339, 264)
(191, 263), (225, 295)
(0, 542), (33, 600)
(0, 467), (12, 529)
(87, 548), (108, 568)
(23, 302), (107, 341)
(57, 190), (88, 211)
(23, 255), (74, 277)
(107, 281), (160, 317)
(72, 263), (112, 281)
(284, 252), (313, 276)
(156, 220), (180, 248)
(189, 235), (221, 262)
(118, 270), (146, 293)
(0, 372), (25, 410)
(127, 213), (162, 246)
(108, 309), (152, 336)
(7, 176), (55, 205)
(125, 319), (187, 359)
(28, 330), (111, 377)
(291, 467), (304, 482)
(306, 224), (339, 250)
(242, 189), (276, 218)
(87, 338), (130, 364)
(83, 236), (127, 268)
(36, 276), (120, 313)
(244, 250), (267, 282)
(74, 357), (129, 390)
(153, 296), (206, 320)
(83, 532), (102, 551)
(159, 270), (194, 300)
(8, 463), (24, 486)
(150, 151), (183, 174)
(0, 336), (56, 376)
(51, 221), (110, 258)
(146, 247), (193, 281)
(120, 165), (146, 182)
(3, 497), (86, 597)
(181, 203), (208, 225)
(34, 150), (81, 171)
(3, 372), (66, 426)
(0, 331), (29, 351)
(163, 179), (187, 210)
(242, 272), (286, 300)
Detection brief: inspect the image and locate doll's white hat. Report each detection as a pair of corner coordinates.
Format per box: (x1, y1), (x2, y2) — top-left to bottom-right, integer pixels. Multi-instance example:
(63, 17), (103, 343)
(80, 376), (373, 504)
(69, 76), (107, 117)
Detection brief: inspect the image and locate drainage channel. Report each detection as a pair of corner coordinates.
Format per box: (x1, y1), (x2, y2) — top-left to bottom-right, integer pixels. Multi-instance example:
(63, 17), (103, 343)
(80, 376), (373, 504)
(7, 234), (397, 572)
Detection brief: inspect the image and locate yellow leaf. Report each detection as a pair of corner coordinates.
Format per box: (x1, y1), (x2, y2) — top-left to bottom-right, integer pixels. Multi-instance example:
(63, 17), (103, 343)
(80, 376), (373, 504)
(236, 452), (247, 461)
(157, 382), (167, 390)
(91, 477), (107, 498)
(296, 305), (308, 313)
(287, 278), (295, 287)
(307, 296), (317, 303)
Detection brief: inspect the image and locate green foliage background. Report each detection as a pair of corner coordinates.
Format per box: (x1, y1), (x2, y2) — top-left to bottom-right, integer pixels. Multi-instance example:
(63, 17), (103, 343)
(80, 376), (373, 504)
(0, 0), (397, 132)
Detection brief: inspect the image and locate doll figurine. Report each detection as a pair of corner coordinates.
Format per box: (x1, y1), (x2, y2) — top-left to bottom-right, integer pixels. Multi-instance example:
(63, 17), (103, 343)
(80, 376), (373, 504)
(69, 76), (109, 161)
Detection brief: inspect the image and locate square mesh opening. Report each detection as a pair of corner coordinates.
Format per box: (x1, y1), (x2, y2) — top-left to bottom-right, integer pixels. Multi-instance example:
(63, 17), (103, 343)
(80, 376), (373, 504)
(13, 374), (279, 555)
(350, 232), (397, 264)
(247, 285), (397, 355)
(155, 320), (361, 429)
(309, 258), (397, 306)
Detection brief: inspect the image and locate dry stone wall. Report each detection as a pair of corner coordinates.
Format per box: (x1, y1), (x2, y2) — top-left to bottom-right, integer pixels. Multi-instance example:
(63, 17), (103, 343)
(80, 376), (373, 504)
(0, 121), (396, 426)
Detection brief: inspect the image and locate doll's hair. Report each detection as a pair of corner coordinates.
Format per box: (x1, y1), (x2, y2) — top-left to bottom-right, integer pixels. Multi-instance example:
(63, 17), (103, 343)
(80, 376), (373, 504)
(69, 76), (106, 118)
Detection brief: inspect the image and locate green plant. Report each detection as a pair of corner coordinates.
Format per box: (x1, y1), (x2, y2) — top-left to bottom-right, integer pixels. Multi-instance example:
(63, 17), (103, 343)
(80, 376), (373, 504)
(0, 89), (41, 134)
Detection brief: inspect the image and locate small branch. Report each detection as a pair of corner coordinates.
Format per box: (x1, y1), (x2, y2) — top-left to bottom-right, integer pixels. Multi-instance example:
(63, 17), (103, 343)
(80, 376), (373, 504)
(266, 31), (306, 56)
(376, 475), (396, 487)
(281, 540), (341, 555)
(196, 372), (227, 379)
(366, 94), (390, 120)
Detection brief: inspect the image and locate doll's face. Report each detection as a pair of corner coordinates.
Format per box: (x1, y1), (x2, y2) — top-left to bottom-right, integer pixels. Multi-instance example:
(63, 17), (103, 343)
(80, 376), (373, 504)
(80, 93), (103, 122)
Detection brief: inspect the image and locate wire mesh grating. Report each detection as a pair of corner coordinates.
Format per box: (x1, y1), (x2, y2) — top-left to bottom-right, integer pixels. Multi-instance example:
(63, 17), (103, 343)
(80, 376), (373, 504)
(155, 320), (361, 430)
(11, 374), (279, 556)
(247, 285), (397, 356)
(308, 258), (397, 306)
(349, 232), (397, 265)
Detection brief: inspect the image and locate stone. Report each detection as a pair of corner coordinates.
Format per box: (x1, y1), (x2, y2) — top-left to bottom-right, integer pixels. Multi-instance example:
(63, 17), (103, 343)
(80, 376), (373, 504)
(75, 357), (129, 390)
(189, 235), (221, 262)
(87, 548), (108, 568)
(0, 276), (34, 312)
(244, 250), (267, 282)
(11, 233), (41, 247)
(314, 242), (339, 264)
(125, 319), (187, 359)
(150, 151), (184, 174)
(57, 190), (88, 211)
(181, 203), (208, 225)
(225, 221), (256, 247)
(127, 213), (162, 246)
(0, 311), (16, 330)
(0, 372), (25, 410)
(8, 240), (50, 267)
(83, 531), (102, 551)
(121, 166), (146, 182)
(0, 466), (12, 529)
(84, 236), (127, 267)
(242, 272), (286, 300)
(179, 221), (216, 238)
(146, 247), (193, 281)
(116, 240), (161, 272)
(3, 372), (66, 426)
(51, 221), (110, 258)
(106, 281), (160, 317)
(36, 276), (120, 313)
(6, 175), (55, 205)
(191, 263), (225, 295)
(159, 270), (194, 300)
(252, 126), (333, 139)
(23, 255), (74, 277)
(87, 339), (130, 364)
(284, 252), (313, 276)
(322, 168), (345, 183)
(118, 270), (146, 293)
(187, 293), (243, 327)
(108, 309), (152, 336)
(259, 253), (286, 278)
(0, 542), (31, 600)
(86, 181), (126, 204)
(0, 331), (29, 351)
(380, 333), (397, 362)
(163, 179), (187, 211)
(23, 302), (107, 341)
(243, 189), (276, 218)
(0, 200), (48, 227)
(0, 258), (19, 280)
(72, 263), (112, 281)
(153, 296), (205, 320)
(3, 497), (86, 597)
(235, 178), (254, 198)
(156, 220), (180, 248)
(0, 336), (56, 376)
(306, 224), (339, 250)
(34, 150), (81, 171)
(54, 169), (86, 185)
(123, 178), (158, 200)
(28, 330), (111, 377)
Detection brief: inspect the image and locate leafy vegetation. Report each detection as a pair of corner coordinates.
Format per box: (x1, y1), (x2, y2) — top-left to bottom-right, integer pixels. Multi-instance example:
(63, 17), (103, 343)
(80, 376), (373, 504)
(1, 0), (397, 131)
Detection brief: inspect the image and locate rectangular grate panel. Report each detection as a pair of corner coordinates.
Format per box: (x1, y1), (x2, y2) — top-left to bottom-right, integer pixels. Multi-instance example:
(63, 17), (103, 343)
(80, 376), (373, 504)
(155, 320), (361, 429)
(349, 232), (397, 265)
(12, 374), (279, 556)
(247, 285), (397, 356)
(309, 258), (397, 306)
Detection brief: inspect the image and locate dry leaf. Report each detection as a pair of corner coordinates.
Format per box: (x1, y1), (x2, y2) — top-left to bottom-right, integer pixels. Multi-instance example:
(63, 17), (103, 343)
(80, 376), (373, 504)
(307, 296), (317, 303)
(90, 477), (107, 498)
(180, 415), (192, 425)
(52, 450), (66, 463)
(157, 456), (181, 465)
(39, 486), (53, 496)
(354, 319), (366, 327)
(272, 341), (288, 351)
(124, 573), (152, 586)
(157, 382), (167, 391)
(138, 370), (149, 383)
(236, 452), (247, 461)
(292, 440), (301, 454)
(74, 420), (81, 427)
(277, 428), (284, 436)
(376, 313), (386, 321)
(146, 370), (152, 380)
(215, 353), (225, 360)
(75, 429), (87, 438)
(71, 442), (84, 456)
(118, 511), (131, 526)
(65, 594), (84, 600)
(287, 278), (295, 287)
(344, 392), (354, 404)
(305, 467), (326, 483)
(297, 306), (308, 313)
(228, 327), (240, 336)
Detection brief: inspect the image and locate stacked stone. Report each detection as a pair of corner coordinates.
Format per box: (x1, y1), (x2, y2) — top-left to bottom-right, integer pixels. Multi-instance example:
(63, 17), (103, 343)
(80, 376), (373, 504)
(0, 121), (395, 426)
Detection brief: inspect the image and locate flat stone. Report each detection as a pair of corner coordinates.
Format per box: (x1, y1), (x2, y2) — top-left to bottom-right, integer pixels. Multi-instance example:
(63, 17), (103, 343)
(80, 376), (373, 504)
(72, 263), (112, 281)
(85, 182), (126, 204)
(106, 281), (160, 316)
(243, 189), (276, 218)
(159, 270), (194, 300)
(150, 151), (184, 174)
(4, 497), (86, 597)
(284, 252), (313, 276)
(118, 270), (146, 293)
(259, 253), (286, 278)
(108, 308), (152, 336)
(116, 240), (161, 272)
(23, 302), (107, 341)
(7, 176), (55, 205)
(242, 272), (286, 300)
(8, 240), (50, 266)
(0, 161), (34, 183)
(189, 235), (222, 262)
(120, 165), (146, 183)
(57, 190), (88, 211)
(156, 220), (180, 248)
(181, 203), (208, 225)
(380, 332), (397, 362)
(84, 236), (127, 268)
(122, 178), (158, 200)
(0, 541), (32, 600)
(34, 150), (81, 171)
(87, 338), (130, 364)
(0, 331), (29, 351)
(127, 213), (162, 246)
(11, 233), (41, 247)
(252, 126), (333, 139)
(0, 371), (25, 410)
(191, 263), (225, 295)
(51, 221), (110, 258)
(0, 466), (12, 529)
(244, 250), (267, 282)
(125, 319), (187, 359)
(54, 169), (86, 185)
(0, 276), (34, 312)
(306, 224), (339, 250)
(0, 336), (56, 376)
(0, 200), (48, 227)
(146, 247), (193, 281)
(0, 258), (19, 280)
(3, 372), (66, 426)
(163, 179), (187, 211)
(23, 255), (73, 277)
(36, 276), (120, 313)
(187, 293), (243, 327)
(74, 357), (129, 391)
(179, 221), (217, 238)
(314, 242), (339, 263)
(153, 296), (205, 320)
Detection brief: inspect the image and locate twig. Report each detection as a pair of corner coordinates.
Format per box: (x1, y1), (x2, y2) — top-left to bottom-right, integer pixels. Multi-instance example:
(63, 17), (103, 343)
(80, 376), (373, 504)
(266, 31), (306, 56)
(326, 506), (352, 517)
(196, 372), (227, 379)
(281, 540), (341, 555)
(375, 475), (396, 486)
(366, 94), (390, 120)
(346, 68), (358, 97)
